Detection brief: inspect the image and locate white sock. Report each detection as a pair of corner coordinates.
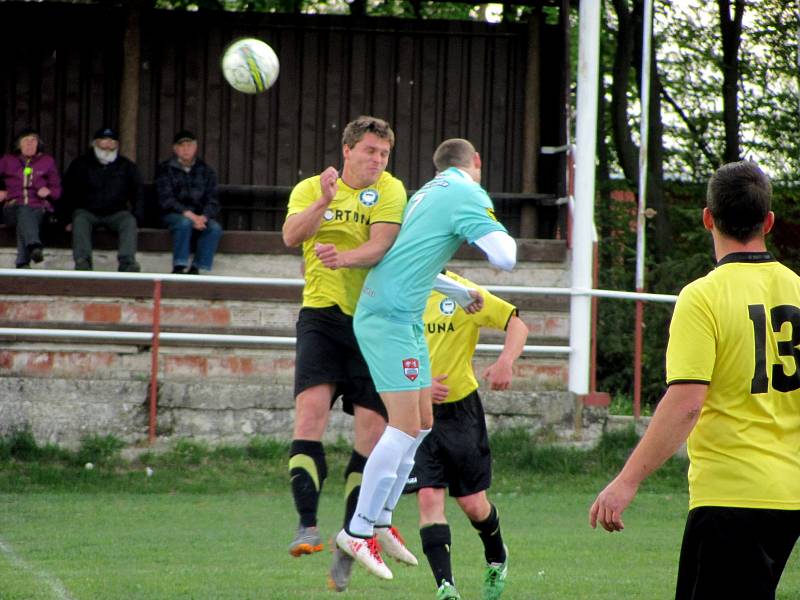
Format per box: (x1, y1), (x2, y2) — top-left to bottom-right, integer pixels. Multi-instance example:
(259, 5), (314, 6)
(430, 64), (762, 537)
(377, 428), (431, 526)
(348, 426), (415, 537)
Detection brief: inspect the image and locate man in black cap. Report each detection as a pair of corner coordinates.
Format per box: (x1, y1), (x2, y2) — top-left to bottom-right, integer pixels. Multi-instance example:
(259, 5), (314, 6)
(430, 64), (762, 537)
(61, 127), (144, 271)
(155, 130), (222, 274)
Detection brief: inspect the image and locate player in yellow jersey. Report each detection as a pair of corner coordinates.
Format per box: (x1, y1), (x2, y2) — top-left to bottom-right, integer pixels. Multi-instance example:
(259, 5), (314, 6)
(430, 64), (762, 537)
(281, 116), (416, 586)
(404, 270), (528, 600)
(590, 161), (800, 599)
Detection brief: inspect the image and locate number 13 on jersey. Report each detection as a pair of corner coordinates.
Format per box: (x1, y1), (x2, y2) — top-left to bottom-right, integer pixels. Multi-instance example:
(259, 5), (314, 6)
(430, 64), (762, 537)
(748, 304), (800, 394)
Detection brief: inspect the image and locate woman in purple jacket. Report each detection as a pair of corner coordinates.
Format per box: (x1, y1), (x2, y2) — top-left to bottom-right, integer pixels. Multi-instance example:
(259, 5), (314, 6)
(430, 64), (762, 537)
(0, 128), (61, 268)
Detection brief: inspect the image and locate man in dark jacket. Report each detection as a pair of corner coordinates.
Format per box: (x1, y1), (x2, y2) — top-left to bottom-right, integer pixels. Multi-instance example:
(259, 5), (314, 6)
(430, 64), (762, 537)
(62, 127), (144, 272)
(155, 130), (222, 274)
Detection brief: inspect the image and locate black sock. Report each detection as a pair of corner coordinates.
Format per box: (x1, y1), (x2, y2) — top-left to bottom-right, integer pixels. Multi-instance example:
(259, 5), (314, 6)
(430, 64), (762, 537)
(470, 503), (506, 564)
(420, 523), (454, 588)
(342, 450), (368, 529)
(288, 440), (327, 528)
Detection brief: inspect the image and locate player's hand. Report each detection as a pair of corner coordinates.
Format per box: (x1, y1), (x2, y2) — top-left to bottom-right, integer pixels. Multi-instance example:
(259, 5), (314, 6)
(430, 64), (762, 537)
(483, 359), (513, 390)
(589, 476), (639, 533)
(464, 289), (483, 314)
(315, 242), (342, 269)
(319, 166), (339, 204)
(37, 187), (51, 198)
(0, 190), (7, 202)
(431, 374), (449, 403)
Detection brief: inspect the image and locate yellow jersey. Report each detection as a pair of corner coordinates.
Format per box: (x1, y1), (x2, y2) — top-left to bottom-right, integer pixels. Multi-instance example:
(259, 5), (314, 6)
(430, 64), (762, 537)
(423, 271), (517, 403)
(287, 171), (406, 316)
(666, 252), (800, 510)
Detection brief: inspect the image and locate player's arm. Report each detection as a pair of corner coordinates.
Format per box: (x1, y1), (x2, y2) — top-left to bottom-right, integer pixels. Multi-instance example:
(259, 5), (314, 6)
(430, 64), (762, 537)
(432, 272), (483, 313)
(282, 166), (338, 247)
(482, 315), (528, 390)
(589, 383), (707, 533)
(315, 222), (400, 269)
(474, 230), (517, 271)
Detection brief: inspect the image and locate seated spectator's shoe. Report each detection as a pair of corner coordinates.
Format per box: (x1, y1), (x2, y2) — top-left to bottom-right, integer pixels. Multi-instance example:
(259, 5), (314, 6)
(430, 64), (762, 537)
(118, 260), (141, 273)
(15, 263), (30, 269)
(437, 580), (462, 600)
(28, 244), (44, 263)
(335, 529), (392, 580)
(187, 265), (199, 275)
(75, 259), (93, 271)
(288, 525), (323, 557)
(481, 545), (508, 600)
(375, 525), (418, 566)
(171, 266), (187, 274)
(327, 543), (355, 592)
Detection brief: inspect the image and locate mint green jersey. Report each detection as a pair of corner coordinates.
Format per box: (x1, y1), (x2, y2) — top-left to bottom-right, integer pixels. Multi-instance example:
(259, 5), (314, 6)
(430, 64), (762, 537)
(358, 167), (508, 323)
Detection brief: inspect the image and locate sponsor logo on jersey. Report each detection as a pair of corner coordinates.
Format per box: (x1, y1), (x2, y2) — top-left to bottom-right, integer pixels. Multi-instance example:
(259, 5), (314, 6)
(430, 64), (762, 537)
(426, 321), (455, 334)
(439, 298), (456, 316)
(359, 189), (379, 207)
(402, 358), (419, 381)
(486, 207), (498, 222)
(322, 208), (371, 225)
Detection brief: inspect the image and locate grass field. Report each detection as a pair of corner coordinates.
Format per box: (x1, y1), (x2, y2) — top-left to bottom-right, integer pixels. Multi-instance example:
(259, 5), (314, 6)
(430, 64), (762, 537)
(1, 431), (798, 599)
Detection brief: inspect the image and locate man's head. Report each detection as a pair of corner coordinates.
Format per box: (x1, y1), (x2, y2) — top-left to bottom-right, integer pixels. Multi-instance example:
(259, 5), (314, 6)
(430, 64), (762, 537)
(92, 127), (119, 165)
(340, 116), (394, 189)
(706, 161), (772, 243)
(433, 138), (481, 183)
(172, 130), (198, 166)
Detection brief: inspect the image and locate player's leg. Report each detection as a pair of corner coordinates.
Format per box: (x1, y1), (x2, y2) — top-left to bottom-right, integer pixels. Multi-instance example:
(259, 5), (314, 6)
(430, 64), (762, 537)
(328, 403), (383, 592)
(336, 390), (419, 579)
(374, 384), (432, 565)
(288, 383), (333, 556)
(446, 392), (506, 600)
(418, 487), (461, 599)
(288, 307), (348, 557)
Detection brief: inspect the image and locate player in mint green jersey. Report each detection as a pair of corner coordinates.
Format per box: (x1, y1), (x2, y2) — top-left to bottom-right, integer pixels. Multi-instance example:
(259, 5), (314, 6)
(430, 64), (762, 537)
(590, 161), (800, 600)
(330, 138), (518, 580)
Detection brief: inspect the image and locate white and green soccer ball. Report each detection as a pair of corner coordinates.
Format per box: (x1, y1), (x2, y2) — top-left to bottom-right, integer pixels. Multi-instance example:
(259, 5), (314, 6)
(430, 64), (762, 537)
(221, 38), (280, 94)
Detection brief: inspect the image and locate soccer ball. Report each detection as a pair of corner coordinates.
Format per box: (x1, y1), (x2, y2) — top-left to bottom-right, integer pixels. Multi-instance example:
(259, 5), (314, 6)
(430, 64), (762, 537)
(221, 38), (280, 94)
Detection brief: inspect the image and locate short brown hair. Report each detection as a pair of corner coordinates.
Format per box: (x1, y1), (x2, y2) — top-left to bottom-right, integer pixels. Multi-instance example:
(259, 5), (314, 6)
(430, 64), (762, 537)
(707, 161), (771, 243)
(433, 138), (476, 171)
(341, 116), (395, 149)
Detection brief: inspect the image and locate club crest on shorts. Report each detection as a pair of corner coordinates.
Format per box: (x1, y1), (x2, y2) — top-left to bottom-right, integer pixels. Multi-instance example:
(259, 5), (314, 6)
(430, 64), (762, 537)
(439, 298), (456, 316)
(402, 358), (419, 381)
(359, 189), (379, 207)
(323, 209), (334, 221)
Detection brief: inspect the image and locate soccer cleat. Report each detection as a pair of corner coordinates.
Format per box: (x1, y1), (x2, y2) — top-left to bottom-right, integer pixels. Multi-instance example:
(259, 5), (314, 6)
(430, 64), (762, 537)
(327, 544), (355, 592)
(436, 579), (462, 600)
(288, 525), (323, 557)
(481, 545), (509, 600)
(375, 525), (419, 566)
(335, 529), (393, 580)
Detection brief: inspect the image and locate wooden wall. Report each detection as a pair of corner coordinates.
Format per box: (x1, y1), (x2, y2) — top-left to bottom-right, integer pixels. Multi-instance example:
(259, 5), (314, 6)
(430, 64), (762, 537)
(1, 1), (567, 195)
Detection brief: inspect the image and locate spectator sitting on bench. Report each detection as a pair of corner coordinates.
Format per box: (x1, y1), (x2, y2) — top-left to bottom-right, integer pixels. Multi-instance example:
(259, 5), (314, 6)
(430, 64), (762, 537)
(0, 128), (61, 269)
(155, 130), (222, 275)
(61, 127), (144, 272)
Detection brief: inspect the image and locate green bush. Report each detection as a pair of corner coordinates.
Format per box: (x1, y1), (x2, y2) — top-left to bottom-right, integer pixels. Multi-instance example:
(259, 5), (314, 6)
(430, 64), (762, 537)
(75, 434), (125, 466)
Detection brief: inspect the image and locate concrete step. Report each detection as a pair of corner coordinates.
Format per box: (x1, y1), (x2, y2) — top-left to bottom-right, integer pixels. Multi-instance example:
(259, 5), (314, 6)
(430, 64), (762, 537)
(0, 342), (566, 390)
(0, 376), (579, 449)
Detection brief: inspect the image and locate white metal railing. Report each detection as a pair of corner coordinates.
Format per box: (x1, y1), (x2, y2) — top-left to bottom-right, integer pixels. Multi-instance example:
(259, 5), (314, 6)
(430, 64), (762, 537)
(0, 269), (677, 356)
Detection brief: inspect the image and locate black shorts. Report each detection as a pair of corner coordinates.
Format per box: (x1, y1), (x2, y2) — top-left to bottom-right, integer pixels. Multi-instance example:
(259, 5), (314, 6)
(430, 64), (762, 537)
(405, 390), (491, 498)
(675, 506), (800, 600)
(294, 306), (387, 419)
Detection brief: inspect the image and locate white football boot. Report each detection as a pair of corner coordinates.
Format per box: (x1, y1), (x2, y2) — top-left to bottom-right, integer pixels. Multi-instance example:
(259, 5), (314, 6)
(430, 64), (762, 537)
(335, 529), (393, 580)
(375, 525), (419, 566)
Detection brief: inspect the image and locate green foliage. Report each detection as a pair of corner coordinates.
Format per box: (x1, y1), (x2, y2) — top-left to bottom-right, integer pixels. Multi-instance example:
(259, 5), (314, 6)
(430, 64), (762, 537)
(75, 434), (126, 466)
(0, 428), (67, 462)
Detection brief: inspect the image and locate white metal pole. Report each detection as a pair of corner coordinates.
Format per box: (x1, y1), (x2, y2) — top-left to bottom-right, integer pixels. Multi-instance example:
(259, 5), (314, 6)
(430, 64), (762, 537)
(569, 0), (601, 395)
(636, 0), (653, 290)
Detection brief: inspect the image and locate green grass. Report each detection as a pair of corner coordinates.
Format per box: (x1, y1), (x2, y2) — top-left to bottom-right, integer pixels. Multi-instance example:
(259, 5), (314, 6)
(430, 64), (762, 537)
(1, 430), (798, 599)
